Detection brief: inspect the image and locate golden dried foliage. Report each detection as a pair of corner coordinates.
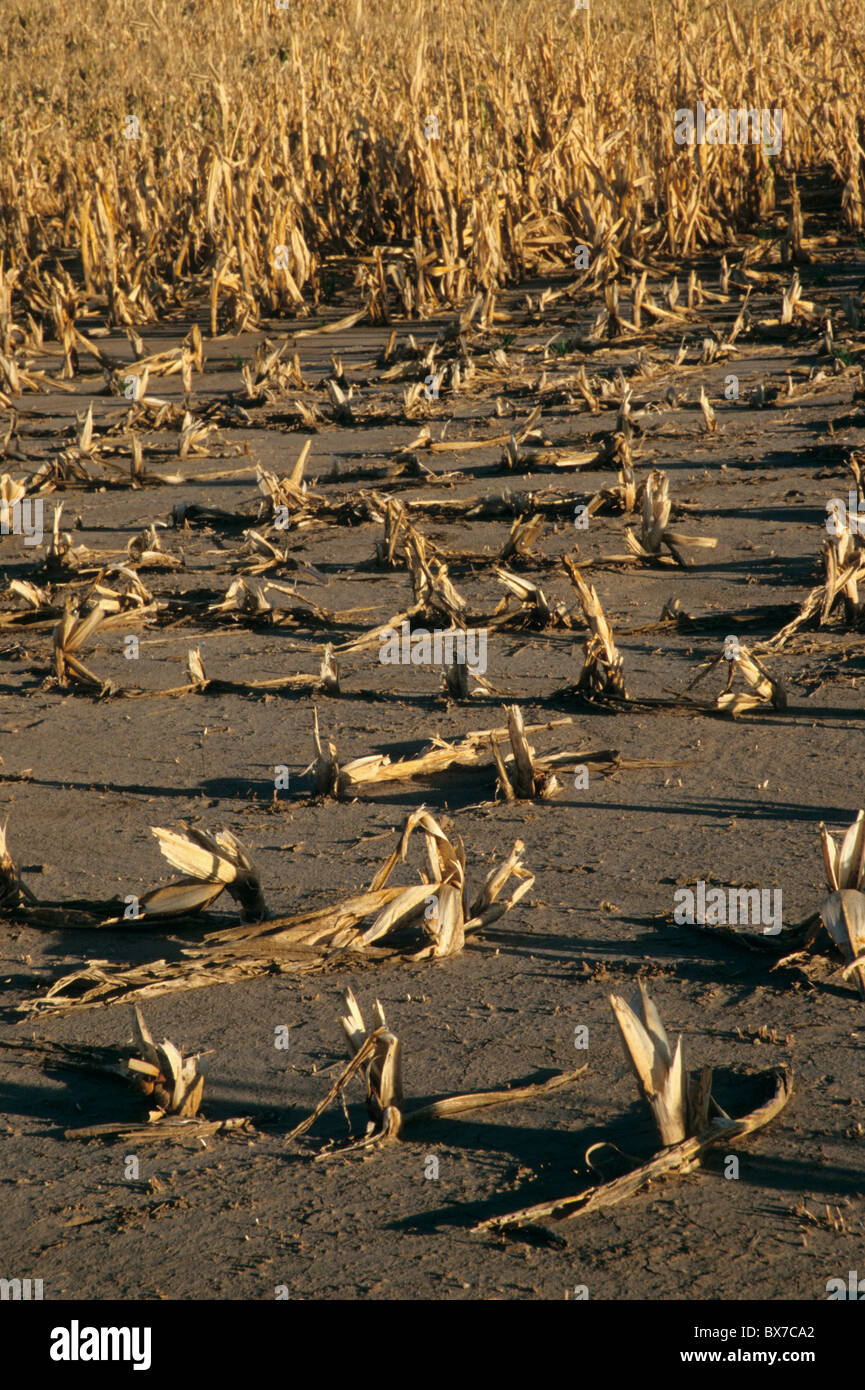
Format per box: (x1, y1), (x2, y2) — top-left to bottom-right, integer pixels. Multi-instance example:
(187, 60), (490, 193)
(2, 0), (864, 331)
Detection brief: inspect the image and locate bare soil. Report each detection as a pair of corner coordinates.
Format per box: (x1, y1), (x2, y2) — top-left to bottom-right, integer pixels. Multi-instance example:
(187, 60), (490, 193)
(2, 203), (865, 1299)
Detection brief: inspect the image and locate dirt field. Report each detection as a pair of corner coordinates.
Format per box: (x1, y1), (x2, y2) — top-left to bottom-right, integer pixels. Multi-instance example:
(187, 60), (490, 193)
(2, 175), (865, 1301)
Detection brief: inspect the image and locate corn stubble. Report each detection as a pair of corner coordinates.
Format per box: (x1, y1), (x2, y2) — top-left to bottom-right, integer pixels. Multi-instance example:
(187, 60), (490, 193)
(622, 471), (717, 568)
(817, 813), (865, 997)
(17, 810), (534, 1015)
(768, 518), (865, 648)
(0, 820), (36, 908)
(681, 814), (865, 999)
(142, 826), (267, 923)
(127, 1006), (204, 1120)
(715, 644), (786, 717)
(680, 643), (786, 718)
(476, 986), (792, 1231)
(562, 560), (627, 697)
(306, 706), (607, 801)
(286, 989), (588, 1155)
(62, 1008), (254, 1144)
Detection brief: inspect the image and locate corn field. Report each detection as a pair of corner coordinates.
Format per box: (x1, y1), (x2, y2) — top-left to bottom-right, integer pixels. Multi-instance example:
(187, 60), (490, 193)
(3, 0), (865, 1310)
(1, 0), (863, 336)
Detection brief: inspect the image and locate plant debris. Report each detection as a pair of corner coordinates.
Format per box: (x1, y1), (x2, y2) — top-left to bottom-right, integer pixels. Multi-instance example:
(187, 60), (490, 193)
(286, 989), (588, 1157)
(475, 987), (792, 1231)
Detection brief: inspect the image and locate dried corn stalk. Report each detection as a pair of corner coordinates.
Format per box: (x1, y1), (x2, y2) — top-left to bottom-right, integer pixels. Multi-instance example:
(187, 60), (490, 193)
(230, 529), (290, 576)
(287, 989), (588, 1154)
(307, 707), (340, 797)
(212, 807), (533, 959)
(127, 525), (182, 570)
(716, 644), (786, 716)
(563, 559), (627, 696)
(147, 826), (266, 922)
(698, 385), (717, 433)
(821, 811), (865, 892)
(307, 711), (589, 800)
(821, 527), (865, 626)
(208, 576), (272, 619)
(493, 567), (569, 627)
(375, 496), (410, 568)
(768, 528), (865, 648)
(820, 892), (865, 998)
(405, 532), (467, 626)
(358, 808), (533, 958)
(285, 992), (404, 1149)
(18, 813), (533, 1016)
(64, 1115), (253, 1145)
(128, 1006), (204, 1119)
(325, 377), (355, 425)
(6, 578), (54, 612)
(134, 877), (226, 920)
(500, 405), (545, 470)
(0, 473), (26, 531)
(185, 648), (209, 692)
(18, 954), (301, 1017)
(90, 567), (154, 614)
(818, 811), (865, 996)
(0, 820), (36, 907)
(52, 600), (113, 691)
(587, 458), (638, 517)
(475, 1064), (792, 1232)
(474, 989), (791, 1233)
(339, 991), (404, 1139)
(490, 705), (585, 801)
(623, 471), (717, 567)
(498, 514), (544, 563)
(45, 504), (105, 574)
(610, 983), (692, 1146)
(256, 441), (314, 520)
